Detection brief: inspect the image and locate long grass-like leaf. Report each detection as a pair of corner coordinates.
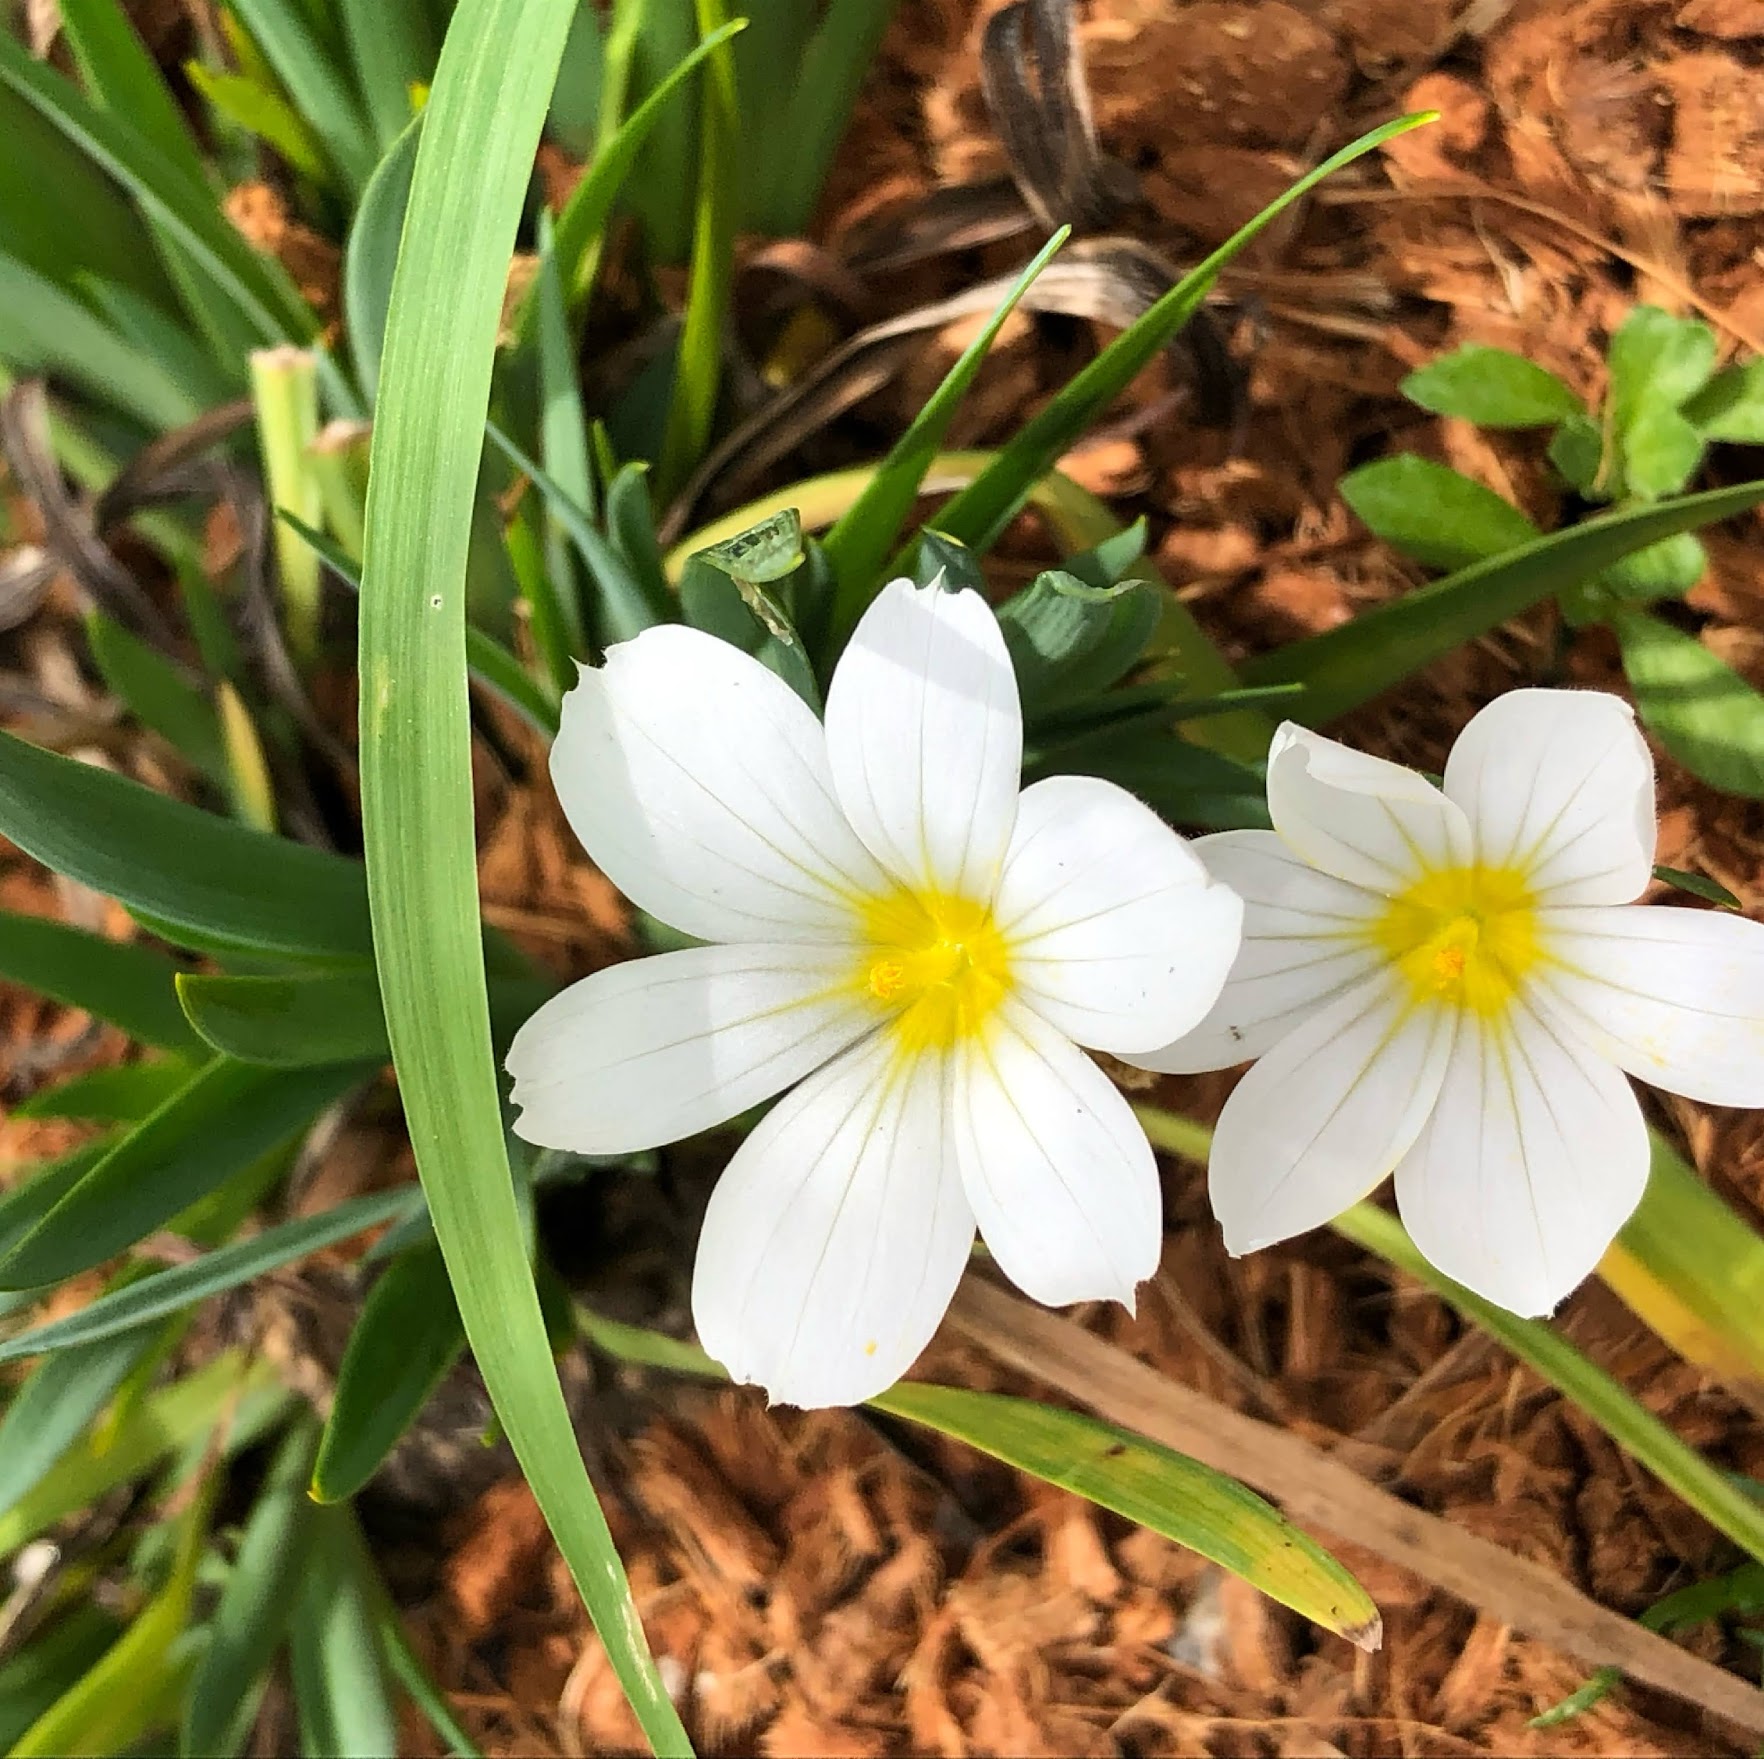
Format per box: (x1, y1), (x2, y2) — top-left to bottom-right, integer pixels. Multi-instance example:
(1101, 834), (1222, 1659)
(823, 228), (1068, 640)
(929, 114), (1433, 555)
(0, 1058), (366, 1289)
(0, 729), (373, 962)
(0, 31), (311, 343)
(656, 0), (738, 503)
(1247, 483), (1764, 725)
(182, 1421), (319, 1758)
(354, 0), (690, 1747)
(580, 1309), (1378, 1644)
(0, 1187), (419, 1364)
(0, 909), (200, 1052)
(0, 1351), (287, 1555)
(1135, 1106), (1764, 1570)
(538, 18), (743, 326)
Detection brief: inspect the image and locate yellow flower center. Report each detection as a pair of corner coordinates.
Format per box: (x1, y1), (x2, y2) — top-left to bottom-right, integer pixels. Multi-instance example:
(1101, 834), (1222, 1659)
(1373, 862), (1541, 1018)
(860, 889), (1011, 1054)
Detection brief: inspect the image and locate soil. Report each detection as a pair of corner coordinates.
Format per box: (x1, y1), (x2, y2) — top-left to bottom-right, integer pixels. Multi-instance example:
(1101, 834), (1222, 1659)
(10, 0), (1764, 1753)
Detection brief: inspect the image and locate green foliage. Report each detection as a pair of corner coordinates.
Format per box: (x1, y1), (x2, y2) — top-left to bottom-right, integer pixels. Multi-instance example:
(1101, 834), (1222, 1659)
(1338, 454), (1538, 572)
(0, 1057), (367, 1288)
(354, 0), (687, 1746)
(1400, 344), (1582, 428)
(1610, 609), (1764, 798)
(312, 1238), (466, 1502)
(183, 1423), (319, 1758)
(1357, 306), (1764, 785)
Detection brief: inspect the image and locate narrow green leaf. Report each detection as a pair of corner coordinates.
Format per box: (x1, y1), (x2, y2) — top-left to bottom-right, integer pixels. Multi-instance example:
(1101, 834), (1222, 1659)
(0, 1058), (366, 1290)
(182, 1421), (318, 1759)
(1685, 357), (1764, 444)
(875, 1382), (1380, 1646)
(823, 228), (1069, 636)
(1339, 454), (1539, 572)
(657, 0), (739, 502)
(929, 114), (1435, 556)
(58, 0), (205, 178)
(279, 507), (561, 736)
(375, 1604), (484, 1759)
(1652, 864), (1743, 910)
(186, 61), (330, 183)
(1246, 480), (1764, 725)
(226, 0), (378, 191)
(343, 113), (421, 400)
(0, 909), (199, 1052)
(1602, 1132), (1764, 1405)
(288, 1505), (400, 1759)
(486, 420), (664, 643)
(578, 1311), (1376, 1645)
(0, 30), (311, 343)
(15, 1058), (203, 1123)
(0, 1350), (286, 1556)
(0, 251), (199, 432)
(177, 968), (550, 1066)
(0, 1323), (165, 1520)
(0, 729), (374, 962)
(355, 0), (690, 1746)
(0, 1187), (418, 1365)
(0, 1141), (114, 1266)
(1400, 345), (1582, 428)
(339, 0), (432, 149)
(542, 16), (744, 323)
(762, 0), (894, 235)
(0, 1609), (125, 1755)
(311, 1237), (466, 1502)
(86, 613), (226, 783)
(604, 461), (669, 608)
(11, 1485), (209, 1757)
(535, 215), (592, 662)
(1137, 1105), (1764, 1576)
(1612, 608), (1764, 798)
(1333, 1199), (1764, 1570)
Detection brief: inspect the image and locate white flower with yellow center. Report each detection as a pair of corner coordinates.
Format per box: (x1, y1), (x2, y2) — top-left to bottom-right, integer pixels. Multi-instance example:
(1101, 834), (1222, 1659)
(507, 578), (1243, 1407)
(1128, 689), (1764, 1316)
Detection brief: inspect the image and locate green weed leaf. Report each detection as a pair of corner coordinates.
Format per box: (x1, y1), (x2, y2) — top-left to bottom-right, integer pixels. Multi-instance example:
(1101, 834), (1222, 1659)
(1400, 344), (1582, 428)
(1339, 454), (1538, 571)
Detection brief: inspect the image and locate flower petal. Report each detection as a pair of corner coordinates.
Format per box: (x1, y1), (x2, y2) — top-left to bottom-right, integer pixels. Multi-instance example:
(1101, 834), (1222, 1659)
(1266, 723), (1471, 894)
(953, 1001), (1161, 1308)
(1395, 999), (1648, 1315)
(823, 578), (1022, 898)
(507, 945), (871, 1153)
(552, 624), (887, 944)
(1533, 904), (1764, 1106)
(691, 1032), (974, 1409)
(1127, 830), (1385, 1073)
(991, 776), (1243, 1054)
(1443, 688), (1655, 905)
(1207, 976), (1455, 1254)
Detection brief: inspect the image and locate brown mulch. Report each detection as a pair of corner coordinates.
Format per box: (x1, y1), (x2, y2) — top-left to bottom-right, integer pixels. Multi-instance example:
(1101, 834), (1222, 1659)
(9, 0), (1764, 1754)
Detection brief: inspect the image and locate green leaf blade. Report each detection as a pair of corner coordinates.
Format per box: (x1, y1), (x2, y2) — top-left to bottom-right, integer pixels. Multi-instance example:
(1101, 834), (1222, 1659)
(874, 1382), (1381, 1648)
(1400, 345), (1582, 428)
(355, 0), (691, 1747)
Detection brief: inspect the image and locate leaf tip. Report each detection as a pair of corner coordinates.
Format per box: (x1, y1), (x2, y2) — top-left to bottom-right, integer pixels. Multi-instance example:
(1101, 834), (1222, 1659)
(1344, 1610), (1385, 1654)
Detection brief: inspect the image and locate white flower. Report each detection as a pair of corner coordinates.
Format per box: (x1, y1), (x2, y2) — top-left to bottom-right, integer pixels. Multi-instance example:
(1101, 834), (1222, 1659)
(507, 578), (1243, 1407)
(1128, 689), (1764, 1316)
